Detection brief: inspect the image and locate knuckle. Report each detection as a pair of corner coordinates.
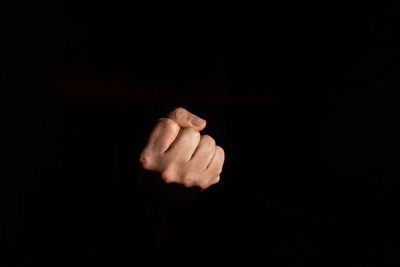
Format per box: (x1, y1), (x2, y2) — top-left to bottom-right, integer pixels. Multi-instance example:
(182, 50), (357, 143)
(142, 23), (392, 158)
(183, 127), (200, 142)
(159, 118), (179, 130)
(216, 146), (225, 159)
(199, 183), (209, 190)
(193, 130), (201, 141)
(210, 169), (221, 179)
(217, 162), (224, 174)
(202, 135), (216, 146)
(172, 107), (187, 121)
(181, 173), (195, 187)
(139, 153), (152, 169)
(200, 176), (220, 190)
(161, 167), (176, 183)
(216, 145), (224, 154)
(188, 127), (201, 138)
(213, 161), (224, 175)
(211, 177), (221, 186)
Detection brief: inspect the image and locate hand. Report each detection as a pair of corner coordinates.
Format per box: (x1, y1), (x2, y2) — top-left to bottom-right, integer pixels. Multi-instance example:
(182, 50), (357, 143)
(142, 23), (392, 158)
(139, 107), (225, 190)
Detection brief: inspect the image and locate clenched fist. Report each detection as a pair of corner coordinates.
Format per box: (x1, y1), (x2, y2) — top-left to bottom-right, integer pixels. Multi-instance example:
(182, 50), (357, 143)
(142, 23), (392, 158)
(139, 107), (225, 190)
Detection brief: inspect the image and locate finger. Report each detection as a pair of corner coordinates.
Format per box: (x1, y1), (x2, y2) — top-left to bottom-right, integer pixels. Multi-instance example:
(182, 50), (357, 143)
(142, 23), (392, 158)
(210, 175), (221, 186)
(199, 175), (220, 190)
(139, 118), (180, 171)
(164, 127), (201, 164)
(145, 118), (180, 154)
(167, 107), (206, 131)
(189, 135), (216, 171)
(140, 118), (180, 164)
(205, 145), (225, 176)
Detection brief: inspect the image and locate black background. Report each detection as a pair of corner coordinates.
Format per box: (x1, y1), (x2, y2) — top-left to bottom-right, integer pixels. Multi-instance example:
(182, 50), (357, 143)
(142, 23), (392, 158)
(2, 1), (400, 266)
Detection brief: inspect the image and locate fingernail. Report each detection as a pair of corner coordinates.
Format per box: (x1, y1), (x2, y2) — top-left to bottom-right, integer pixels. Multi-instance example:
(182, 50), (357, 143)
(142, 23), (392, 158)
(191, 115), (204, 127)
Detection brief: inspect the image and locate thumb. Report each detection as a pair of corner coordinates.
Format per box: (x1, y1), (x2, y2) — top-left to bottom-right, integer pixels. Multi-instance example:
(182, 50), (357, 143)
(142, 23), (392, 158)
(167, 107), (207, 131)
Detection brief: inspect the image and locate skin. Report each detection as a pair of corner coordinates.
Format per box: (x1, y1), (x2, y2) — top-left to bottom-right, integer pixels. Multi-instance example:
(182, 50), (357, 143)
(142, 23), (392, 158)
(139, 107), (225, 190)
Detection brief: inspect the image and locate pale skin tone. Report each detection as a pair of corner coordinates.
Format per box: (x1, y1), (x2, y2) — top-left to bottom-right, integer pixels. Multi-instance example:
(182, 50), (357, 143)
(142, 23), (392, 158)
(139, 107), (225, 190)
